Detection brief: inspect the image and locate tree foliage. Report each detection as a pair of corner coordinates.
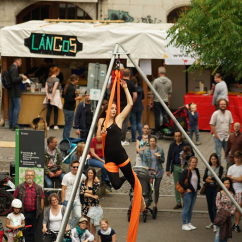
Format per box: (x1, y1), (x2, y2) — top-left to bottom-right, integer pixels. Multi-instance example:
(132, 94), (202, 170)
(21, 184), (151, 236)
(167, 0), (242, 79)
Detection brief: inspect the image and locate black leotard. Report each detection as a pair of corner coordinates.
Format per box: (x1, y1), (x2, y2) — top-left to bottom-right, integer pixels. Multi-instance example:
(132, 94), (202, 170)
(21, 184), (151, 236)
(102, 121), (128, 165)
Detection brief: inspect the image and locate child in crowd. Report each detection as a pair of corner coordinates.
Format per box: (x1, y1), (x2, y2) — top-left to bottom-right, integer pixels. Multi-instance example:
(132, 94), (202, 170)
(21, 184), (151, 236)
(98, 218), (116, 242)
(72, 217), (94, 242)
(6, 199), (25, 242)
(186, 103), (200, 145)
(180, 146), (192, 170)
(0, 218), (4, 242)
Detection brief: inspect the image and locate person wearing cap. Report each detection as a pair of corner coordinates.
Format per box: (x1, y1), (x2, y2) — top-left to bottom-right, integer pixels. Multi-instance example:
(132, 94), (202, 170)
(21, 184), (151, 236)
(71, 217), (94, 242)
(149, 66), (172, 138)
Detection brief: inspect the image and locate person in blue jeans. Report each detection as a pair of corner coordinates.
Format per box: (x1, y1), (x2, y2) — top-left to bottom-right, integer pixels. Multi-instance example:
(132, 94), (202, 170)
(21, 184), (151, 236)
(214, 177), (236, 242)
(44, 136), (65, 195)
(62, 74), (83, 139)
(186, 103), (200, 145)
(88, 136), (111, 191)
(179, 156), (201, 231)
(129, 77), (144, 142)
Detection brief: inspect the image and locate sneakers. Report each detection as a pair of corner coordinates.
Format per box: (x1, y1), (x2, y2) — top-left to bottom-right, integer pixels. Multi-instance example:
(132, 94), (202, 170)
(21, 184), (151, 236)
(233, 224), (241, 233)
(105, 183), (112, 192)
(182, 224), (191, 231)
(54, 125), (59, 130)
(47, 126), (50, 131)
(128, 139), (136, 143)
(173, 204), (182, 209)
(121, 141), (129, 146)
(187, 223), (196, 230)
(213, 225), (217, 232)
(196, 142), (201, 145)
(206, 223), (213, 229)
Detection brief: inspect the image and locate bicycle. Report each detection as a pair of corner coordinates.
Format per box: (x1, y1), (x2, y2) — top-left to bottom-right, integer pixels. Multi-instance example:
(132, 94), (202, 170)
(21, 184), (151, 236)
(5, 225), (32, 242)
(43, 229), (72, 242)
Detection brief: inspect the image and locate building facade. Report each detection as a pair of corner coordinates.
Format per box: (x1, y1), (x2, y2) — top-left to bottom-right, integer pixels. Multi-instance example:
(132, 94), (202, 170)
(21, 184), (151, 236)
(0, 0), (191, 27)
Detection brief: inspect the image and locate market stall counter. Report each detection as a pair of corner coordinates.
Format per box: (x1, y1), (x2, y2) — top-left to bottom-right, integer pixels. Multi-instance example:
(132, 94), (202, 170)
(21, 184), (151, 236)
(17, 91), (84, 125)
(184, 93), (242, 130)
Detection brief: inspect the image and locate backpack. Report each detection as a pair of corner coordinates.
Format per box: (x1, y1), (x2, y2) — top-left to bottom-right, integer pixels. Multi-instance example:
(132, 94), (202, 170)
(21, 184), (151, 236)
(2, 67), (12, 89)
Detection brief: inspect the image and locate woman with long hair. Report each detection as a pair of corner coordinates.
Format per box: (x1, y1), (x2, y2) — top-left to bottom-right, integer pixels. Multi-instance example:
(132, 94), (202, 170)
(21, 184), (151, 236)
(80, 167), (100, 238)
(43, 67), (62, 130)
(62, 74), (83, 139)
(203, 153), (224, 232)
(214, 177), (236, 242)
(97, 80), (145, 208)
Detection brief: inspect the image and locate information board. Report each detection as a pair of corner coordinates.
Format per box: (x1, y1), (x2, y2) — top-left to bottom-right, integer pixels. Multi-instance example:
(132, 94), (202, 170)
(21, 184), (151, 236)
(15, 130), (45, 187)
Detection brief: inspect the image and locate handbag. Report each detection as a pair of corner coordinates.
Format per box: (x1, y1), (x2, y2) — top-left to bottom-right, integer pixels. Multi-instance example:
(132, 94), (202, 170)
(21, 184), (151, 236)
(176, 168), (190, 196)
(48, 165), (60, 173)
(200, 183), (207, 195)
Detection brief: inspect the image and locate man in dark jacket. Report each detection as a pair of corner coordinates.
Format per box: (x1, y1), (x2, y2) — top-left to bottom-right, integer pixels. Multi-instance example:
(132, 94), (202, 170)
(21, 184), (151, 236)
(13, 169), (45, 242)
(8, 57), (27, 130)
(166, 130), (194, 209)
(75, 92), (93, 140)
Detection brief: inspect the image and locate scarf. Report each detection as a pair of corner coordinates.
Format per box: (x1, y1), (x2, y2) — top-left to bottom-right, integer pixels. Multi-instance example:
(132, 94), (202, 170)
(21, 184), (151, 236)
(76, 225), (86, 239)
(100, 227), (112, 235)
(45, 145), (57, 166)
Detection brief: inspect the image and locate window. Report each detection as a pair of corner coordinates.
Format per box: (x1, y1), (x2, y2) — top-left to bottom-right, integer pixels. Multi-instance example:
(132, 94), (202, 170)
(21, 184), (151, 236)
(167, 6), (191, 23)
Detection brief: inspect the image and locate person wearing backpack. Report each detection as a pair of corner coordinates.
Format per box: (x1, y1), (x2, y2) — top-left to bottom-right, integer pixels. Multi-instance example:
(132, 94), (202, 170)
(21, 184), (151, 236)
(8, 57), (27, 131)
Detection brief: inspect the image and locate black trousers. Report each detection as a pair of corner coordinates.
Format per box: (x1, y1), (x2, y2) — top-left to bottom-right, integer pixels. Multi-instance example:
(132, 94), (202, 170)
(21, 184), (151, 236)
(43, 233), (57, 242)
(23, 211), (40, 242)
(46, 104), (58, 126)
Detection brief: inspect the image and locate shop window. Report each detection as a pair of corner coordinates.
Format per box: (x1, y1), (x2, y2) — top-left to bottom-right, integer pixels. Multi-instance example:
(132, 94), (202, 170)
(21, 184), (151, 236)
(167, 6), (191, 23)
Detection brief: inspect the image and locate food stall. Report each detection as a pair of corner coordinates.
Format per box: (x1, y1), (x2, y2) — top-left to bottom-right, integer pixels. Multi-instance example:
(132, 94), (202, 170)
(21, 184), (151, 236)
(1, 20), (174, 128)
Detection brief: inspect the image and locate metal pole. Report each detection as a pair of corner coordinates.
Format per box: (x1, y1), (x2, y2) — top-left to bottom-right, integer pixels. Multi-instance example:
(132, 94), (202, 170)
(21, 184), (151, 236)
(62, 146), (77, 163)
(56, 43), (119, 242)
(120, 44), (242, 214)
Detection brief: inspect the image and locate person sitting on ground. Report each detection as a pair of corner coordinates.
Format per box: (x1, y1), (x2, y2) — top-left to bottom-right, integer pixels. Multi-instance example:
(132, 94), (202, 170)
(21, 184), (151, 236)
(6, 199), (25, 242)
(88, 136), (111, 191)
(43, 193), (69, 242)
(71, 217), (94, 242)
(180, 146), (192, 171)
(80, 168), (100, 238)
(203, 153), (223, 232)
(98, 218), (116, 242)
(70, 142), (86, 171)
(135, 124), (150, 166)
(142, 135), (165, 209)
(44, 136), (65, 195)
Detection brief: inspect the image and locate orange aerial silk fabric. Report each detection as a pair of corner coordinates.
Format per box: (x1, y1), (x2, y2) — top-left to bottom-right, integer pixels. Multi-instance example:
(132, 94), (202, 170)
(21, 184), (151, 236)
(102, 70), (142, 242)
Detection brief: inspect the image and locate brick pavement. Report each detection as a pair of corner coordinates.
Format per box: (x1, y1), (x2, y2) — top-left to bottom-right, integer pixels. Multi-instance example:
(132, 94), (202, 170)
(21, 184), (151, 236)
(0, 127), (227, 195)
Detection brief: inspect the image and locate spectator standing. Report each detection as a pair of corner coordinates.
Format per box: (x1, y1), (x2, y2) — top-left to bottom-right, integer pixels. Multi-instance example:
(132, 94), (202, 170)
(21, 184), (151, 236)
(149, 67), (172, 136)
(62, 74), (83, 139)
(8, 57), (27, 131)
(97, 218), (116, 242)
(75, 92), (93, 141)
(225, 122), (242, 170)
(61, 160), (86, 229)
(44, 136), (65, 194)
(129, 76), (144, 142)
(179, 157), (201, 231)
(186, 103), (200, 145)
(0, 218), (4, 242)
(212, 73), (228, 110)
(135, 124), (150, 166)
(42, 193), (69, 242)
(119, 68), (137, 146)
(80, 168), (100, 237)
(203, 153), (223, 232)
(13, 169), (45, 242)
(210, 98), (233, 164)
(142, 135), (165, 208)
(88, 136), (111, 191)
(227, 151), (242, 233)
(214, 177), (236, 242)
(166, 131), (194, 209)
(43, 67), (63, 130)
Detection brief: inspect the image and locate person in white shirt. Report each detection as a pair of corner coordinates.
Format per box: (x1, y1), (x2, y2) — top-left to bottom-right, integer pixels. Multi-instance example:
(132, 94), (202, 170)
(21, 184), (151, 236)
(61, 160), (86, 229)
(227, 151), (242, 233)
(210, 98), (233, 164)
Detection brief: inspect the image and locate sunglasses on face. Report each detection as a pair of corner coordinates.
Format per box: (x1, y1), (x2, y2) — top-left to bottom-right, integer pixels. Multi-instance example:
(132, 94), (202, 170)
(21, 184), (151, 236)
(72, 166), (79, 169)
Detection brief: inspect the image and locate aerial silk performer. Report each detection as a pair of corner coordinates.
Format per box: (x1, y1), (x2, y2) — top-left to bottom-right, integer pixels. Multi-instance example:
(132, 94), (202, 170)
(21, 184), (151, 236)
(97, 69), (145, 242)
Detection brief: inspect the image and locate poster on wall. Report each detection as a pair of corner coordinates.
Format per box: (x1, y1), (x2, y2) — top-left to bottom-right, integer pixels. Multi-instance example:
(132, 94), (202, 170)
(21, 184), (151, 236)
(15, 130), (45, 187)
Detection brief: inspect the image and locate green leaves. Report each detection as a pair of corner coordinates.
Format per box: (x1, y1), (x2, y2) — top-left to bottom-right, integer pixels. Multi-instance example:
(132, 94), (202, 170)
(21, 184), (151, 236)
(167, 0), (242, 79)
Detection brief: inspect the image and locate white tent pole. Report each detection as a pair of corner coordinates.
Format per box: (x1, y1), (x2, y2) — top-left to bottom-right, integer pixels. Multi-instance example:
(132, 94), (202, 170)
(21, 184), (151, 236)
(55, 43), (119, 242)
(120, 44), (242, 215)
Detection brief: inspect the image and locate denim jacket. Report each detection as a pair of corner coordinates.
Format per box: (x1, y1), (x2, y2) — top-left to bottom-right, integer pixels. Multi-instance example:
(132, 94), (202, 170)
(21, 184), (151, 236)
(142, 146), (165, 171)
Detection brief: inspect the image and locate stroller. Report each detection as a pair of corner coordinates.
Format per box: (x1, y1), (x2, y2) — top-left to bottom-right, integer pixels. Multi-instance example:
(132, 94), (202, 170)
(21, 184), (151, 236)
(127, 166), (157, 223)
(156, 104), (191, 139)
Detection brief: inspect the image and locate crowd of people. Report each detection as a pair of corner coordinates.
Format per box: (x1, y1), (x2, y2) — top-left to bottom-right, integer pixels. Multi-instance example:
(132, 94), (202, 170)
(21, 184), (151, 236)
(2, 57), (242, 242)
